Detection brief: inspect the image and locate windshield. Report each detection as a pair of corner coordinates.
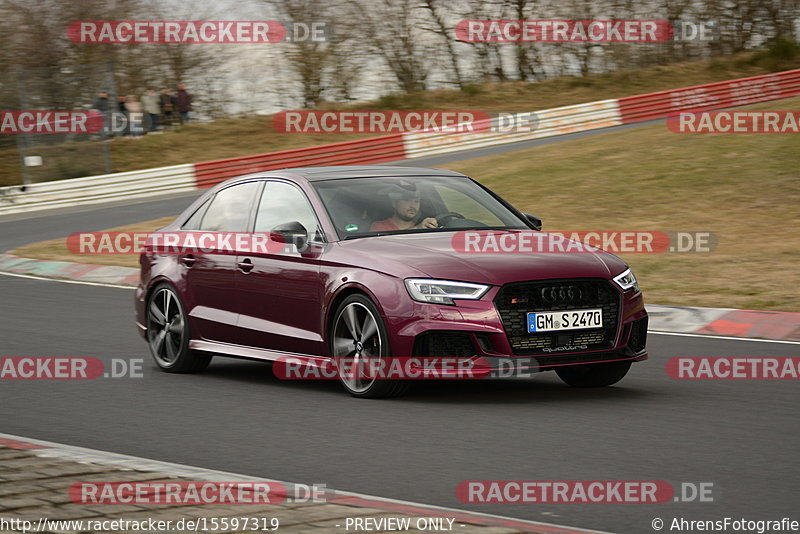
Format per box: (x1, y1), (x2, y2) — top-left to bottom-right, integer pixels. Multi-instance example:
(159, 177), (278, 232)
(313, 175), (529, 240)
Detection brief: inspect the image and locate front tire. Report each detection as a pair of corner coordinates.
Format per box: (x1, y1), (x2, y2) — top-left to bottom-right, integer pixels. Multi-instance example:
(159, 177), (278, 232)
(330, 294), (409, 398)
(555, 360), (631, 387)
(146, 284), (211, 373)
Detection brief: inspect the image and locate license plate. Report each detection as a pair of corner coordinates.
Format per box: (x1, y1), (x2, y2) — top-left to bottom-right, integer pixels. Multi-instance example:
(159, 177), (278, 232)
(527, 309), (603, 333)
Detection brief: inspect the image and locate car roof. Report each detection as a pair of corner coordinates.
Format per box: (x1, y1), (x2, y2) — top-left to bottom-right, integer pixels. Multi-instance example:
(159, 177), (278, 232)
(255, 165), (468, 182)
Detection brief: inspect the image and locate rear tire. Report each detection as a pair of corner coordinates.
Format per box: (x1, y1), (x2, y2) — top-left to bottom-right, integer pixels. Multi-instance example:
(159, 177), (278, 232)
(146, 284), (211, 373)
(330, 294), (409, 398)
(555, 360), (631, 387)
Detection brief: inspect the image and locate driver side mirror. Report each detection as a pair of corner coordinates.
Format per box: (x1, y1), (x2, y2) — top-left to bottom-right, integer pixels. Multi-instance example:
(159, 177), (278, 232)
(271, 221), (309, 252)
(523, 213), (542, 231)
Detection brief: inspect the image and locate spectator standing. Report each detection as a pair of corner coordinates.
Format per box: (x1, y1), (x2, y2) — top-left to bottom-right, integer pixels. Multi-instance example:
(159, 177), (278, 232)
(116, 95), (128, 136)
(160, 89), (176, 128)
(175, 83), (194, 124)
(92, 91), (111, 135)
(125, 95), (144, 136)
(93, 91), (110, 113)
(141, 89), (161, 132)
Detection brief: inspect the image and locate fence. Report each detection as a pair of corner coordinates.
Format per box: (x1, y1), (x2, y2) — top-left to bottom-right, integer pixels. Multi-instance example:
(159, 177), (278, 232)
(0, 60), (116, 185)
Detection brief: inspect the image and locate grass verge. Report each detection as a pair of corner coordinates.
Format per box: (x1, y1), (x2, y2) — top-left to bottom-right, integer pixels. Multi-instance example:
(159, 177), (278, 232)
(442, 97), (800, 312)
(11, 217), (175, 269)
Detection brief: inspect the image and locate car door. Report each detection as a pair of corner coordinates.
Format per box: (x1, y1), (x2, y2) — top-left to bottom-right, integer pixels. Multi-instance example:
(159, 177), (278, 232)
(235, 180), (325, 356)
(181, 180), (262, 344)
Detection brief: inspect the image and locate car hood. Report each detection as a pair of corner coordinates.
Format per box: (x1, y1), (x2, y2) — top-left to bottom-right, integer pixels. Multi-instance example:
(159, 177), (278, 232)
(337, 230), (628, 285)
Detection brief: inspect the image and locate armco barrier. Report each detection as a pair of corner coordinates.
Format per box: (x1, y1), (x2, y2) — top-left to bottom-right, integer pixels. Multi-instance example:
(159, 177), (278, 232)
(0, 68), (798, 216)
(193, 134), (407, 189)
(0, 164), (196, 216)
(402, 99), (621, 159)
(618, 69), (800, 123)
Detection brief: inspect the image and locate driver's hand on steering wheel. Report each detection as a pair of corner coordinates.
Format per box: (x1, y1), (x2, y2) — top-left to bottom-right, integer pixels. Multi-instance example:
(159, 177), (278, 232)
(414, 217), (439, 229)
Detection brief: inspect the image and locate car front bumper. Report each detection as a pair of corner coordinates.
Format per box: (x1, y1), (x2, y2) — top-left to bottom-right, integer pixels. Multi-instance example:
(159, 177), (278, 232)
(384, 284), (648, 371)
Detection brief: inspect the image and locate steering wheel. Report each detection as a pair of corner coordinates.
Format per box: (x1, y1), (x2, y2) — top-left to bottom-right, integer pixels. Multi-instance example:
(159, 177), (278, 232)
(434, 212), (466, 227)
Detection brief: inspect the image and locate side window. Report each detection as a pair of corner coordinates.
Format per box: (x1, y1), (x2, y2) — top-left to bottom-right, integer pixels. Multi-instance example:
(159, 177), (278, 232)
(254, 181), (321, 239)
(181, 199), (211, 230)
(200, 182), (261, 232)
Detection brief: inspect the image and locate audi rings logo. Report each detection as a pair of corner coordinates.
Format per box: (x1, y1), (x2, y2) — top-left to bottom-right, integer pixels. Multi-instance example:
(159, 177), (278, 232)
(540, 285), (582, 304)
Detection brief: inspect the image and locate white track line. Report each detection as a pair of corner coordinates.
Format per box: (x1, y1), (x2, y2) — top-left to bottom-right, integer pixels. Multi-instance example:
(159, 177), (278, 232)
(0, 270), (134, 289)
(648, 330), (800, 345)
(2, 270), (798, 345)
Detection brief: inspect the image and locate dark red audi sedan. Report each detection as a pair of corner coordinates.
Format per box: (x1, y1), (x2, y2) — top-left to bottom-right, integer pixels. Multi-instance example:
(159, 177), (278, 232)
(135, 165), (648, 397)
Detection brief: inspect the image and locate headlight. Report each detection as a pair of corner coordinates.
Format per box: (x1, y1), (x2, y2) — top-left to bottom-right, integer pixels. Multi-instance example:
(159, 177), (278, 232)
(405, 279), (490, 305)
(612, 268), (640, 292)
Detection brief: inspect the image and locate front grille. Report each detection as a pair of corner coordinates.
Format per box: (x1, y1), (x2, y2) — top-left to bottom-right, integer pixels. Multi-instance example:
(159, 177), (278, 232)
(413, 331), (476, 358)
(628, 316), (648, 352)
(494, 279), (621, 355)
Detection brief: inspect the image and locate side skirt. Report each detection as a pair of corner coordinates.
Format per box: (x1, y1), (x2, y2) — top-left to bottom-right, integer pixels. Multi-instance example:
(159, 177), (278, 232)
(189, 339), (331, 368)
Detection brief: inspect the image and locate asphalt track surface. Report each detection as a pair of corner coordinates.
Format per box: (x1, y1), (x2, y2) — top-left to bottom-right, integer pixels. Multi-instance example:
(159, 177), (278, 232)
(2, 131), (798, 533)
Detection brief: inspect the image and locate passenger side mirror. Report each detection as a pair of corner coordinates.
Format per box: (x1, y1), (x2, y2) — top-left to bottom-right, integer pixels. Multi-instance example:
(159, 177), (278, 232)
(523, 213), (542, 231)
(271, 221), (309, 252)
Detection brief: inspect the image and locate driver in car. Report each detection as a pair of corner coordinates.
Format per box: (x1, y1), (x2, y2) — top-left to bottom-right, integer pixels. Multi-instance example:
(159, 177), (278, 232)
(370, 182), (438, 231)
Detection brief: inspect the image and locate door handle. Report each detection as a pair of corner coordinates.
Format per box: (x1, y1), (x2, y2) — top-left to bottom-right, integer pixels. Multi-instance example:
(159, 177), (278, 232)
(237, 258), (254, 273)
(180, 254), (196, 267)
